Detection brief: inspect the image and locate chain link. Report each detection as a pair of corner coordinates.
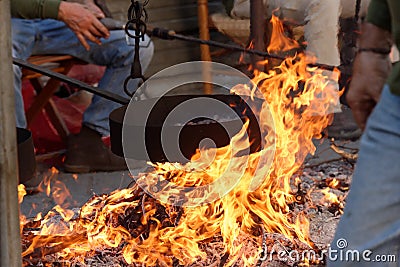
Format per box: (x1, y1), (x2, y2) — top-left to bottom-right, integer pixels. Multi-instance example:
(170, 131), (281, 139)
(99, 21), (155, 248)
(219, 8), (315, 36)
(124, 0), (149, 97)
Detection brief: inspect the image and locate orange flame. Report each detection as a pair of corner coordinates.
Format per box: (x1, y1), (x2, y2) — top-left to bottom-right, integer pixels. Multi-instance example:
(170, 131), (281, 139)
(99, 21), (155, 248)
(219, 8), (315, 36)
(267, 15), (299, 53)
(328, 178), (340, 188)
(19, 184), (27, 234)
(20, 16), (339, 266)
(321, 188), (340, 204)
(18, 184), (26, 204)
(320, 188), (344, 215)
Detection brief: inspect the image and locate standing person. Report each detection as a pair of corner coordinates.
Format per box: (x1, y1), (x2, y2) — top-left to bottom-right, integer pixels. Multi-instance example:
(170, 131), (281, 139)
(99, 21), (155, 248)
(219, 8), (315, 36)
(230, 0), (371, 67)
(329, 0), (400, 266)
(11, 0), (154, 174)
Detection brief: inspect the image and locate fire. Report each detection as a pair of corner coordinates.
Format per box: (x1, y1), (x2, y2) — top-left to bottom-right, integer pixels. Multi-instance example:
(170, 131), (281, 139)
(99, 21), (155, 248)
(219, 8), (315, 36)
(327, 178), (340, 188)
(267, 14), (299, 53)
(20, 15), (339, 266)
(320, 188), (340, 204)
(19, 184), (28, 233)
(320, 188), (344, 215)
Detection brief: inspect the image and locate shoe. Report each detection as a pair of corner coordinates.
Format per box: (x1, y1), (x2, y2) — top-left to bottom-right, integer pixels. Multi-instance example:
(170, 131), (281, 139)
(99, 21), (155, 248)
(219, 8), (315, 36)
(22, 174), (42, 195)
(327, 106), (362, 140)
(64, 126), (127, 173)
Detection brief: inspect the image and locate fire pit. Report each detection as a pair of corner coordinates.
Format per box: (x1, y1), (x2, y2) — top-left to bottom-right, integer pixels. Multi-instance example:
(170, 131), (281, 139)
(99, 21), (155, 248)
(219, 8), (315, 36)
(19, 9), (346, 267)
(20, 158), (353, 267)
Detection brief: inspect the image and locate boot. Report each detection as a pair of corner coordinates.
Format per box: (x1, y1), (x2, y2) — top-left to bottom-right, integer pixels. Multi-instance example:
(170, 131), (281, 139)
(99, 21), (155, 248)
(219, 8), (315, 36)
(64, 126), (127, 173)
(22, 174), (42, 195)
(327, 106), (362, 140)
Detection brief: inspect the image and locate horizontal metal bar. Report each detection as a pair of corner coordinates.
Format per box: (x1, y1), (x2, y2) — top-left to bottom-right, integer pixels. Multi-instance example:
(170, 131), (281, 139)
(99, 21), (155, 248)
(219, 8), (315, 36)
(102, 18), (340, 73)
(153, 28), (338, 72)
(101, 18), (339, 72)
(13, 57), (130, 105)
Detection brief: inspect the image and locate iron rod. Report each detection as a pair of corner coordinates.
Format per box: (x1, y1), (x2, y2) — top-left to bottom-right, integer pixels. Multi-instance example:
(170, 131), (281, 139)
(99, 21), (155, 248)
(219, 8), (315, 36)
(146, 26), (338, 72)
(158, 30), (337, 72)
(101, 18), (339, 72)
(12, 58), (130, 105)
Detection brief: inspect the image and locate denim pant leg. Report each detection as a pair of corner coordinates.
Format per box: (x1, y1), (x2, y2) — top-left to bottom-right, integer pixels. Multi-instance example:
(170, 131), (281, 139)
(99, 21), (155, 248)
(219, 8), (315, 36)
(328, 85), (400, 267)
(15, 19), (154, 135)
(11, 19), (39, 128)
(81, 33), (153, 136)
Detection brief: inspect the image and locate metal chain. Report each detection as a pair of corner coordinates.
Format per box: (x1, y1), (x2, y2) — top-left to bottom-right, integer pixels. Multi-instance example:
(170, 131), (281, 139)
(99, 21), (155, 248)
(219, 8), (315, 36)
(124, 0), (149, 97)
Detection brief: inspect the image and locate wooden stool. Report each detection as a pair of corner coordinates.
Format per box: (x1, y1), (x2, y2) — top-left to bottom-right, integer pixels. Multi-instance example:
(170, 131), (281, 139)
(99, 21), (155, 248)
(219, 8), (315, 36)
(197, 0), (267, 65)
(22, 55), (82, 143)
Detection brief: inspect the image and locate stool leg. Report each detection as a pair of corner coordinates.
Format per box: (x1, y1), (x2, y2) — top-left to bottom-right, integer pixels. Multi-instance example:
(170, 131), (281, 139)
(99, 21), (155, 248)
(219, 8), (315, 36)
(26, 78), (63, 126)
(26, 60), (74, 125)
(44, 99), (70, 142)
(26, 60), (74, 144)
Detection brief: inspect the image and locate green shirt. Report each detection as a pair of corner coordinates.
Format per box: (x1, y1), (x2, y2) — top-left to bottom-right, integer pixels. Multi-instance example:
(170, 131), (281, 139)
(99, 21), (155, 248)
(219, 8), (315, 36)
(367, 0), (400, 95)
(11, 0), (61, 19)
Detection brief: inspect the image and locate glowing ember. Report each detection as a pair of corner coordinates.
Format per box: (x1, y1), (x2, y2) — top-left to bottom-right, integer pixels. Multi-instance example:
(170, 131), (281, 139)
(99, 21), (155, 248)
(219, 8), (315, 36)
(20, 15), (342, 266)
(320, 188), (344, 215)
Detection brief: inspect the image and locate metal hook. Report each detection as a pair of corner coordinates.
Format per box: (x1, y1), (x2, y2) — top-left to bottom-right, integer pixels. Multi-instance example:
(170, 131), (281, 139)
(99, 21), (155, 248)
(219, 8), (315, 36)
(124, 76), (144, 97)
(125, 19), (147, 39)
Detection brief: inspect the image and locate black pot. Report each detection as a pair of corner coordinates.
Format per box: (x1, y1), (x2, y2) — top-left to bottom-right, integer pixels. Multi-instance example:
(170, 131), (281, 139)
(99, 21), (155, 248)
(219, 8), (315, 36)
(17, 128), (36, 184)
(110, 94), (262, 163)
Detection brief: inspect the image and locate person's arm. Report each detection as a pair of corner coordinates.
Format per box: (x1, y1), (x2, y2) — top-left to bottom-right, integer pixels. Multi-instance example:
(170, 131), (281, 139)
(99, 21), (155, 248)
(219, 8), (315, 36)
(346, 0), (393, 130)
(11, 0), (110, 51)
(57, 1), (110, 50)
(11, 0), (61, 19)
(65, 0), (105, 18)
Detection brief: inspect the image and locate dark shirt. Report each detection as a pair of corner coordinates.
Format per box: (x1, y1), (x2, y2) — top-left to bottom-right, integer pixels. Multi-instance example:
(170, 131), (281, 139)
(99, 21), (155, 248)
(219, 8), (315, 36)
(11, 0), (61, 19)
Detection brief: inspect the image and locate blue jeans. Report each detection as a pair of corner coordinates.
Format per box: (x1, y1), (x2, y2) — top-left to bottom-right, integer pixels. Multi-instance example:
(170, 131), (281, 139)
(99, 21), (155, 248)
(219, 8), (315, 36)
(12, 18), (154, 136)
(328, 85), (400, 266)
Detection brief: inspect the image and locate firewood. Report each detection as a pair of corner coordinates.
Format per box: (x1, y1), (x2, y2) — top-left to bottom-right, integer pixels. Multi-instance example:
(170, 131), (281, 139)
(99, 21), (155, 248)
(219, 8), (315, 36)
(330, 142), (358, 161)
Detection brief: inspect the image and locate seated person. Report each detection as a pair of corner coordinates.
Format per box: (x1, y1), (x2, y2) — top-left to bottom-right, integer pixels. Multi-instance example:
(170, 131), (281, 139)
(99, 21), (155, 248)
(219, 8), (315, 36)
(11, 0), (154, 173)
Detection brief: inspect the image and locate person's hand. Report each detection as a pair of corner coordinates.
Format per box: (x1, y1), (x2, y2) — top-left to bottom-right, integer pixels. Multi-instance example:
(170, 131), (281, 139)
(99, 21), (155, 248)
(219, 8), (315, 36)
(66, 0), (105, 18)
(82, 0), (105, 18)
(346, 52), (391, 130)
(346, 23), (393, 130)
(58, 1), (110, 50)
